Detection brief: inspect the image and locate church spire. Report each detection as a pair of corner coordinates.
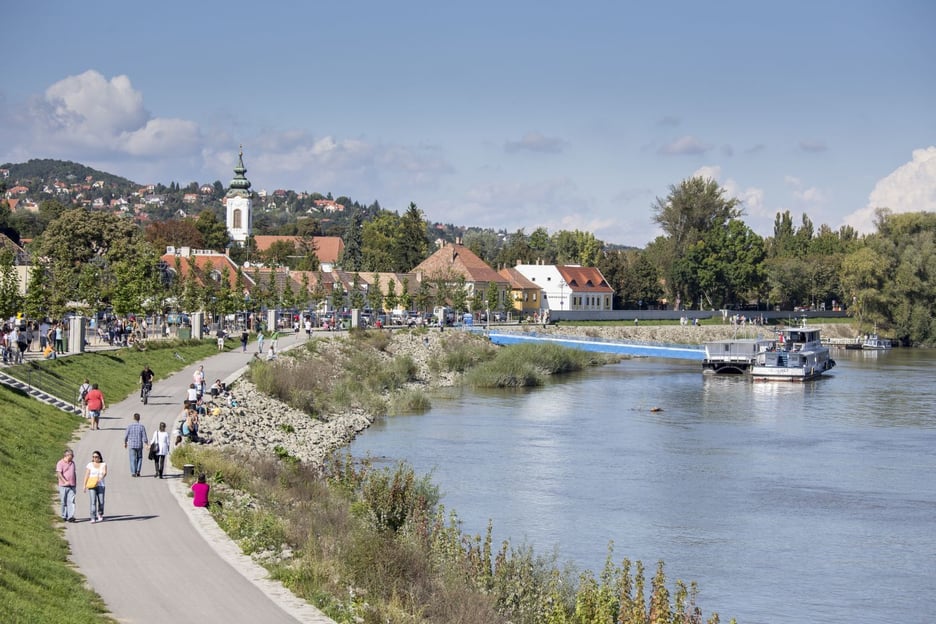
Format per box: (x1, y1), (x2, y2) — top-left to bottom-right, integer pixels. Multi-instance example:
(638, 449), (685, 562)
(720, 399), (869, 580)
(228, 145), (251, 195)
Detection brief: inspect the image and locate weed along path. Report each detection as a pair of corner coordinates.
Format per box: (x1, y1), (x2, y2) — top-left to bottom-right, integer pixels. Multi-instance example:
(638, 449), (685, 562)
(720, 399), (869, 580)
(65, 331), (335, 624)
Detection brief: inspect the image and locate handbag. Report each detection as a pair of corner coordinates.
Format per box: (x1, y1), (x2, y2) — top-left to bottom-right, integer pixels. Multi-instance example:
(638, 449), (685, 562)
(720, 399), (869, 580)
(148, 442), (158, 460)
(86, 476), (99, 489)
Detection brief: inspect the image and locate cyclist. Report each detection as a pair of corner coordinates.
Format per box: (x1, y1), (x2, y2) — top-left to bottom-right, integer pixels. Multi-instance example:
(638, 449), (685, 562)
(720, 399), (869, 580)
(139, 364), (154, 404)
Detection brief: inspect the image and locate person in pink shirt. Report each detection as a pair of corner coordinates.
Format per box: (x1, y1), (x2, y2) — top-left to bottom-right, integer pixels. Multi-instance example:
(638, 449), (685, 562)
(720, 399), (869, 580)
(191, 473), (210, 508)
(56, 448), (77, 522)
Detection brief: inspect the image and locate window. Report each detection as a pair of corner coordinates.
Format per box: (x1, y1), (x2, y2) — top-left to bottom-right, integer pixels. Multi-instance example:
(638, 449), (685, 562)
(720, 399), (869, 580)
(233, 209), (242, 229)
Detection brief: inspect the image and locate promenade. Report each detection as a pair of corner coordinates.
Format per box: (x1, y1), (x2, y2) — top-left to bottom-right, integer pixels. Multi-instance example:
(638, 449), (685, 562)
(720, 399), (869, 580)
(64, 331), (334, 623)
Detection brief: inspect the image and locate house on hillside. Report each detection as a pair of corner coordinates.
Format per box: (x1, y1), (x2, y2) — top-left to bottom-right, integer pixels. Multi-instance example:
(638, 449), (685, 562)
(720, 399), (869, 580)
(514, 264), (613, 312)
(411, 242), (510, 313)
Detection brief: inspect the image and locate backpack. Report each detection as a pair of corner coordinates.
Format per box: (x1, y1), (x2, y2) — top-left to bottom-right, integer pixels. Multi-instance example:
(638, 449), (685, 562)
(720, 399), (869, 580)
(80, 385), (90, 401)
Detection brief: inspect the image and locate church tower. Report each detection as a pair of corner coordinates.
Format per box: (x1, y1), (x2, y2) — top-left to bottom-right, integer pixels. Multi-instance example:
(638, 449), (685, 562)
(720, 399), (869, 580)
(225, 146), (252, 245)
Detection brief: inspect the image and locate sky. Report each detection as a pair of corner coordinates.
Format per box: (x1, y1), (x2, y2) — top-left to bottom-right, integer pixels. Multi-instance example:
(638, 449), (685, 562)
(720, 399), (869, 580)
(2, 1), (934, 248)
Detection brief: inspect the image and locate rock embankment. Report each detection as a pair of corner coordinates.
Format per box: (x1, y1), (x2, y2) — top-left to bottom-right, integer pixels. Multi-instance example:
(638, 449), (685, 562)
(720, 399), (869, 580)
(192, 329), (463, 466)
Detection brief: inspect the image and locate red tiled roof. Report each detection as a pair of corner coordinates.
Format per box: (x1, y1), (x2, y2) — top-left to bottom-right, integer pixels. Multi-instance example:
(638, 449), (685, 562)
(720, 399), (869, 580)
(412, 243), (508, 284)
(498, 266), (540, 290)
(556, 265), (613, 293)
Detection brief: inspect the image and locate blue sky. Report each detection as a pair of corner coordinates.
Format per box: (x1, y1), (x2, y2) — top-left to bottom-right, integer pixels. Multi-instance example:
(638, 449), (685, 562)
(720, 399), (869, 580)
(3, 1), (934, 247)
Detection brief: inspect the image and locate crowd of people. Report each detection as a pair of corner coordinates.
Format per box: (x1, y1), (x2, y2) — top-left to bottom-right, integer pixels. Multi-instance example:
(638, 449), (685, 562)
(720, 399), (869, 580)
(2, 319), (68, 363)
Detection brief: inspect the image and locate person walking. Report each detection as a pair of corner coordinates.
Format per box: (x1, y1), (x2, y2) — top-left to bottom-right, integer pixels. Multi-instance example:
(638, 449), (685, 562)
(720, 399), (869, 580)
(56, 448), (77, 522)
(256, 329), (264, 355)
(193, 365), (206, 397)
(83, 451), (107, 523)
(240, 329), (248, 352)
(84, 383), (106, 430)
(123, 413), (148, 477)
(78, 378), (92, 420)
(149, 422), (171, 478)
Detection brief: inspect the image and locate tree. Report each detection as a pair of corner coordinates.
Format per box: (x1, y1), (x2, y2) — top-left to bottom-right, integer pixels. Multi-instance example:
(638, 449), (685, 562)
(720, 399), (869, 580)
(331, 278), (347, 311)
(399, 276), (413, 312)
(599, 249), (662, 309)
(414, 278), (432, 313)
(350, 273), (365, 310)
(367, 274), (384, 312)
(0, 249), (23, 319)
(384, 278), (399, 313)
(361, 212), (398, 271)
(485, 280), (500, 315)
(194, 209), (230, 251)
(495, 229), (533, 268)
(450, 275), (468, 314)
(341, 210), (364, 270)
(145, 218), (205, 251)
(393, 202), (429, 271)
(264, 240), (296, 266)
(649, 177), (743, 305)
(32, 208), (151, 314)
(295, 235), (320, 272)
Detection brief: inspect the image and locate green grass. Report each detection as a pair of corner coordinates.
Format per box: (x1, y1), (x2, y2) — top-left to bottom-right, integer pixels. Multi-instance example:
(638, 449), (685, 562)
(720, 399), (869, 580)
(3, 339), (223, 404)
(464, 342), (620, 388)
(0, 340), (229, 623)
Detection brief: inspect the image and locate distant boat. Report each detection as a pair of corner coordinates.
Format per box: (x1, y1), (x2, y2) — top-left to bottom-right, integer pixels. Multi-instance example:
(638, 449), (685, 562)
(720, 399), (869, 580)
(843, 330), (893, 350)
(861, 333), (892, 350)
(750, 320), (836, 382)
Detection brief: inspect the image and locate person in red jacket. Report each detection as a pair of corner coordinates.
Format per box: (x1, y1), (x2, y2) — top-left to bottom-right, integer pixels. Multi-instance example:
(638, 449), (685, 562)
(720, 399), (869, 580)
(84, 383), (106, 430)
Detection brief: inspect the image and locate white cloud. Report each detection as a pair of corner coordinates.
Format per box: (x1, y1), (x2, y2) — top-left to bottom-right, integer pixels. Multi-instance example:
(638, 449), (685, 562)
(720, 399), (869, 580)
(659, 135), (713, 156)
(784, 175), (826, 205)
(205, 131), (455, 199)
(26, 70), (199, 157)
(844, 146), (936, 233)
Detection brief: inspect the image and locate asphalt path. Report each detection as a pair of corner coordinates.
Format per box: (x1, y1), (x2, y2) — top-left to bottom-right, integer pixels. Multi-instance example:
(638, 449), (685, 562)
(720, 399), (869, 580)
(65, 332), (334, 623)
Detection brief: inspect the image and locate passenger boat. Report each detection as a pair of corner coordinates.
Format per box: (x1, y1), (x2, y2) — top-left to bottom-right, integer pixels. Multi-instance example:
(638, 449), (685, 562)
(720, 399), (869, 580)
(750, 321), (835, 381)
(702, 338), (775, 375)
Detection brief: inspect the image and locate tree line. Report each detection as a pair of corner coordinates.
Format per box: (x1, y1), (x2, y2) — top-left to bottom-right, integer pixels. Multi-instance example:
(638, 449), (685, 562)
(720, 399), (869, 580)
(1, 175), (934, 345)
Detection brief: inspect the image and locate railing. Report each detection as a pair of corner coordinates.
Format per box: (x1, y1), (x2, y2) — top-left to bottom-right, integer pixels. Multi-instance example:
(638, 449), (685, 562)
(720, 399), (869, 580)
(9, 361), (81, 408)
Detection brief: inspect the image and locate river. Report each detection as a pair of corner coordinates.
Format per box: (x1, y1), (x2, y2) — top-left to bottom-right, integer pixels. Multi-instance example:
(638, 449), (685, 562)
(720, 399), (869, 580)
(350, 347), (936, 624)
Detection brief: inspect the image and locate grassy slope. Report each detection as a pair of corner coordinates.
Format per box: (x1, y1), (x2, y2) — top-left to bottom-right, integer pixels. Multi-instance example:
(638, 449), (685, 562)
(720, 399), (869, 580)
(0, 341), (222, 623)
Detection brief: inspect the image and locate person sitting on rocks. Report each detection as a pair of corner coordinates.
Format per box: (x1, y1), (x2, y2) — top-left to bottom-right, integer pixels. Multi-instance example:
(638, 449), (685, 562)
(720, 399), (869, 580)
(209, 379), (225, 398)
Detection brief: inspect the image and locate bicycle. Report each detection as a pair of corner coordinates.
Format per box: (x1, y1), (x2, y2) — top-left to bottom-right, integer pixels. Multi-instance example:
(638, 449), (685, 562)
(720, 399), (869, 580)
(141, 382), (152, 405)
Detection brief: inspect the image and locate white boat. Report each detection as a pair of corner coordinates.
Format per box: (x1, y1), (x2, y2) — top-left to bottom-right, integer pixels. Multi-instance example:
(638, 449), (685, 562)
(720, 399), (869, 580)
(750, 321), (836, 382)
(861, 333), (892, 350)
(702, 337), (775, 375)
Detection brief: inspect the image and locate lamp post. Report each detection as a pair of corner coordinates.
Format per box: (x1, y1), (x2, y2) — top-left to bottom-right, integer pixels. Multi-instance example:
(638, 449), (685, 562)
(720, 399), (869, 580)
(559, 281), (565, 311)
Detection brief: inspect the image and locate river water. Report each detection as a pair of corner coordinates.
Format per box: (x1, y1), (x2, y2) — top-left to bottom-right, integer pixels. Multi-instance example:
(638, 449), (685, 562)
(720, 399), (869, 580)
(350, 347), (936, 624)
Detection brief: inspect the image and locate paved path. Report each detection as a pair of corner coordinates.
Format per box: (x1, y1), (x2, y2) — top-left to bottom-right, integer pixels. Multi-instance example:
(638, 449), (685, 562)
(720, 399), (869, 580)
(65, 331), (335, 623)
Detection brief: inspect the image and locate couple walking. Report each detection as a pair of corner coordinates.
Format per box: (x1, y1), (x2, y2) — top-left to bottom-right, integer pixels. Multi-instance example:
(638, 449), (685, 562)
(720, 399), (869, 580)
(56, 448), (107, 523)
(124, 413), (171, 478)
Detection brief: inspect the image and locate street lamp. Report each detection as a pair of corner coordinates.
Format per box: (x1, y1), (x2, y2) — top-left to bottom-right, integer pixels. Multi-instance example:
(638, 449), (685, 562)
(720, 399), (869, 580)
(559, 281), (566, 311)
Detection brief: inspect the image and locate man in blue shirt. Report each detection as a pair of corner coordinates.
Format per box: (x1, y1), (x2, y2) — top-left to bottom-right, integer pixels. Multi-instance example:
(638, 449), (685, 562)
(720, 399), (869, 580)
(123, 413), (148, 477)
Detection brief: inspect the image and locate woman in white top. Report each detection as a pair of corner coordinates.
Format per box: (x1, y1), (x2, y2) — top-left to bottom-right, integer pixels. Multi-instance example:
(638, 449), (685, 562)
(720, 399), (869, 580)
(83, 451), (107, 523)
(149, 422), (171, 478)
